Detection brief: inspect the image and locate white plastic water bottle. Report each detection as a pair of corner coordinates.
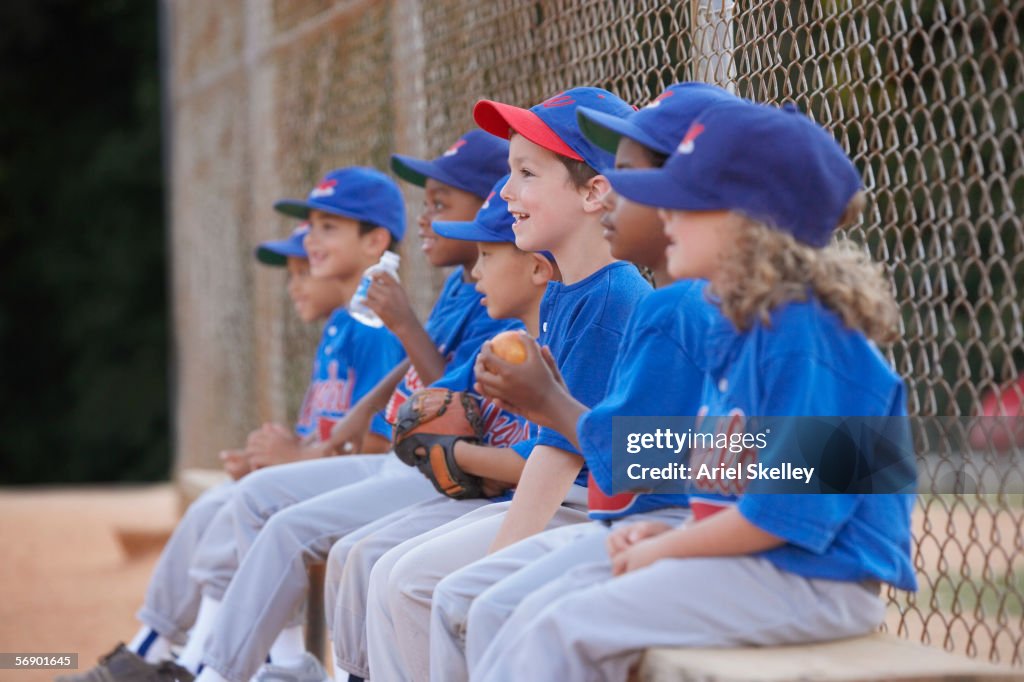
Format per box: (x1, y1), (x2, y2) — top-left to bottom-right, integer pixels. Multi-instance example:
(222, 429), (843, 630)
(349, 251), (401, 327)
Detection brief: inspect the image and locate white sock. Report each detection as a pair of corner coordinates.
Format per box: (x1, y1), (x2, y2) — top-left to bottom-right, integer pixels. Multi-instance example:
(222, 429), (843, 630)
(194, 668), (229, 682)
(176, 595), (221, 673)
(268, 625), (306, 668)
(128, 626), (174, 663)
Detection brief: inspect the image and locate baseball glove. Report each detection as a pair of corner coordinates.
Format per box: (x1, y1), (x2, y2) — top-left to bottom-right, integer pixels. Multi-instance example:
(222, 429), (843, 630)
(393, 388), (488, 499)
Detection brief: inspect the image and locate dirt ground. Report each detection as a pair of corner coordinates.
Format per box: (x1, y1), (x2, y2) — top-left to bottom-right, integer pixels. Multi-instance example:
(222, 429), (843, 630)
(0, 485), (177, 682)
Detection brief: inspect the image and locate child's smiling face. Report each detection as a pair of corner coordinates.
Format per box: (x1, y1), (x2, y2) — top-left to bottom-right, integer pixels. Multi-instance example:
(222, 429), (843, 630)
(304, 210), (366, 280)
(419, 178), (481, 267)
(501, 134), (585, 254)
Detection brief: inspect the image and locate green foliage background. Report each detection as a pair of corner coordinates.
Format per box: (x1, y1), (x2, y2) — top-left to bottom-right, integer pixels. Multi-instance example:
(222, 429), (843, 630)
(0, 0), (168, 483)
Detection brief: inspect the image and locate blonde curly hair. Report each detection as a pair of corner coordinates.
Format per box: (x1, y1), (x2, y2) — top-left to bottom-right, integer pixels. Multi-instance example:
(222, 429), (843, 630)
(710, 192), (900, 345)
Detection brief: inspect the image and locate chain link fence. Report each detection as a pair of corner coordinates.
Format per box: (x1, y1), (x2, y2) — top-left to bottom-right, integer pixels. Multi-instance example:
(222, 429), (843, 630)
(165, 0), (1023, 667)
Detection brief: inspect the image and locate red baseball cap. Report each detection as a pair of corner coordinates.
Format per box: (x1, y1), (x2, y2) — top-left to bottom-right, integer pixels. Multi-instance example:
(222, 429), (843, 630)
(473, 87), (633, 172)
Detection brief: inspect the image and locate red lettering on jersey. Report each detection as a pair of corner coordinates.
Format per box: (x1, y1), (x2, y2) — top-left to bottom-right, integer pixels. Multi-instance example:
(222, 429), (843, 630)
(478, 398), (530, 448)
(688, 409), (758, 497)
(297, 364), (356, 431)
(385, 364), (423, 425)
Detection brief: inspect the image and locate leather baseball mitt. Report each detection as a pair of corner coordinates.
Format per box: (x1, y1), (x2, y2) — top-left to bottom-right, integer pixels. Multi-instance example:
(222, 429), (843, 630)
(393, 388), (488, 499)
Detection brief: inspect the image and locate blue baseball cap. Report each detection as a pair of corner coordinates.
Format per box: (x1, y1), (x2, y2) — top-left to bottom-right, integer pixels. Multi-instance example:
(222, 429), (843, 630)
(273, 167), (406, 242)
(255, 223), (309, 266)
(578, 82), (737, 157)
(390, 130), (509, 199)
(473, 87), (634, 172)
(604, 101), (862, 247)
(432, 175), (514, 243)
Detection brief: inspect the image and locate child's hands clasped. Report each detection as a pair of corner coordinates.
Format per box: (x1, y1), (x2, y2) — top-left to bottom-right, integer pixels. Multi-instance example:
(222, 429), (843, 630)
(607, 521), (674, 576)
(247, 422), (303, 469)
(219, 448), (253, 480)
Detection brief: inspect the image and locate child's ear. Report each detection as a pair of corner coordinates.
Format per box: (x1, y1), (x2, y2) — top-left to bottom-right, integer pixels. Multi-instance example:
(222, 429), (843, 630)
(362, 226), (392, 259)
(529, 253), (557, 285)
(581, 175), (611, 214)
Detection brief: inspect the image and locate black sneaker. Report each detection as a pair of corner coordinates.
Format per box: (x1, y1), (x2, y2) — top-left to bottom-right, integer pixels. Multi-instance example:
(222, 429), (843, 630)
(55, 644), (194, 682)
(152, 660), (194, 682)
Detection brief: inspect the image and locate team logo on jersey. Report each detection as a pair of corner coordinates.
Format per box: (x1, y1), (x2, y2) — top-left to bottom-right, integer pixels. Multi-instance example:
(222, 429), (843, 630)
(677, 123), (705, 154)
(385, 364), (424, 425)
(481, 190), (495, 210)
(645, 90), (675, 109)
(478, 397), (530, 447)
(310, 179), (338, 198)
(384, 345), (450, 424)
(297, 361), (356, 432)
(443, 139), (467, 157)
(686, 407), (759, 521)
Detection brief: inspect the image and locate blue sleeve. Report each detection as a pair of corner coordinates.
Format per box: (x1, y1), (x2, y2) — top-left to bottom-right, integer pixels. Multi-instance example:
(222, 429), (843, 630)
(580, 328), (705, 495)
(431, 352), (475, 392)
(352, 327), (407, 439)
(511, 436), (538, 459)
(738, 494), (858, 554)
(737, 355), (860, 551)
(538, 324), (624, 456)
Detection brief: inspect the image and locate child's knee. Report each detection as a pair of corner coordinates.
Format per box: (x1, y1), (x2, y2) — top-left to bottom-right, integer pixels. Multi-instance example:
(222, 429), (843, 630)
(389, 550), (429, 609)
(260, 503), (306, 541)
(325, 537), (352, 584)
(433, 573), (471, 626)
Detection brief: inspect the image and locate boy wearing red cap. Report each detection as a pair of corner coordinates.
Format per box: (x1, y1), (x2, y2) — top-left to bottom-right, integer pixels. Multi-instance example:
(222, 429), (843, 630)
(363, 87), (651, 682)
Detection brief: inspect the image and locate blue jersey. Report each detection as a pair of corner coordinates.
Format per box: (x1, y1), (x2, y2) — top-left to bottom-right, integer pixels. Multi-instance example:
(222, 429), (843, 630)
(685, 298), (917, 591)
(385, 267), (520, 424)
(530, 262), (651, 486)
(578, 280), (714, 520)
(296, 307), (406, 440)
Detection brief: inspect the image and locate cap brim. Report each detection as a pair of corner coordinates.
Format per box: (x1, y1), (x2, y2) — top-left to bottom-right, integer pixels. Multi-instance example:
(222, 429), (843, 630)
(577, 107), (666, 156)
(473, 100), (582, 161)
(390, 154), (429, 187)
(255, 238), (306, 266)
(273, 199), (311, 220)
(390, 154), (477, 196)
(255, 248), (287, 266)
(432, 219), (508, 243)
(604, 168), (721, 211)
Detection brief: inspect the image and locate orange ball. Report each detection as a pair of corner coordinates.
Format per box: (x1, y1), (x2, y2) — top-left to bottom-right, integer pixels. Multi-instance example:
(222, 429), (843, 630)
(491, 330), (527, 364)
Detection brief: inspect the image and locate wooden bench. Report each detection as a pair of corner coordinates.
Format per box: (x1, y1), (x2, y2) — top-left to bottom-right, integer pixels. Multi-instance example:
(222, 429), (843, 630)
(635, 633), (1021, 682)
